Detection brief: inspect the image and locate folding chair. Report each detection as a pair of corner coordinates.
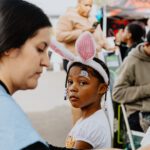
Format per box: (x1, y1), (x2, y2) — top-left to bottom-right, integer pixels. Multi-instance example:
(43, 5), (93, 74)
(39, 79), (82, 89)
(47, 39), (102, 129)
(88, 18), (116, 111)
(121, 104), (145, 150)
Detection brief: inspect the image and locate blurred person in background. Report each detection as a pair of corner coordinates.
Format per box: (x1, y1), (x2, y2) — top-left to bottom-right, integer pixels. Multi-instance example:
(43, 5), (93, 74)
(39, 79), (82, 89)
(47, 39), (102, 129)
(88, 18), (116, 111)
(115, 21), (146, 60)
(56, 0), (113, 72)
(112, 31), (150, 132)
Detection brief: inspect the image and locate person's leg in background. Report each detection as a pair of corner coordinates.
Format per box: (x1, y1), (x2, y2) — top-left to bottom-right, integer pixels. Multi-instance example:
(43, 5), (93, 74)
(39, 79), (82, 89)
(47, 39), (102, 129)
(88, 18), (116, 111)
(128, 111), (143, 132)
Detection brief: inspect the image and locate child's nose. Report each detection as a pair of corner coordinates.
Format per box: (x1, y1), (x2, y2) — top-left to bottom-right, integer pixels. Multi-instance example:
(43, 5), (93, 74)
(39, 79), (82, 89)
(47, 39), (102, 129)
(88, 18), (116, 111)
(70, 83), (78, 92)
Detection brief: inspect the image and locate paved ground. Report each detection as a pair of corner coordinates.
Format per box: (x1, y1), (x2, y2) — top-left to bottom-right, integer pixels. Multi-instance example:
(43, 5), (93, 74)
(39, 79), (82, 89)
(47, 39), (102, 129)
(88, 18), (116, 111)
(13, 70), (72, 147)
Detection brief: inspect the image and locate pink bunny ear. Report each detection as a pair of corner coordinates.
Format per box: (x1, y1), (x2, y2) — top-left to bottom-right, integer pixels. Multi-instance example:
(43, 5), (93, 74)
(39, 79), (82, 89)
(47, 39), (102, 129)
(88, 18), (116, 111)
(75, 31), (96, 62)
(50, 37), (75, 61)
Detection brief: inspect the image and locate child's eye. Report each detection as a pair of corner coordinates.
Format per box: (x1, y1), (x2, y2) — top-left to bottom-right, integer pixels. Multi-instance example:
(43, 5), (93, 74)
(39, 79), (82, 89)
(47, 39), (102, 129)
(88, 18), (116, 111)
(79, 81), (87, 86)
(67, 79), (73, 86)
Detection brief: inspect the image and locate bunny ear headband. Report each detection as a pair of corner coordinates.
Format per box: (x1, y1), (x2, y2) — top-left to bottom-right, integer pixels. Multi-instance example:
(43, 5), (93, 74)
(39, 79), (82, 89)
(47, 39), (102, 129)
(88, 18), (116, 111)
(50, 31), (109, 84)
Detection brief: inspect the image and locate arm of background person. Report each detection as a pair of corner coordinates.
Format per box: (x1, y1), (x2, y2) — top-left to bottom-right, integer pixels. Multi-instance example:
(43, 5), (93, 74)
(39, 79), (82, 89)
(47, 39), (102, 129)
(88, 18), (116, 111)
(112, 59), (150, 104)
(94, 24), (115, 52)
(56, 15), (83, 43)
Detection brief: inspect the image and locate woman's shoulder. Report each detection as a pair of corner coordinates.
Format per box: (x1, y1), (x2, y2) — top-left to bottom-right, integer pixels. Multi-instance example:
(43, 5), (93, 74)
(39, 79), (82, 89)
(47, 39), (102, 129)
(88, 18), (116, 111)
(0, 92), (45, 149)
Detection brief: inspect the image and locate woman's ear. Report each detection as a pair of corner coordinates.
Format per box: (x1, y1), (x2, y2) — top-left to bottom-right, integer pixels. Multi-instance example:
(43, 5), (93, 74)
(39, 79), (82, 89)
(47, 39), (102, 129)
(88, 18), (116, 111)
(4, 50), (10, 56)
(98, 83), (108, 95)
(4, 48), (19, 57)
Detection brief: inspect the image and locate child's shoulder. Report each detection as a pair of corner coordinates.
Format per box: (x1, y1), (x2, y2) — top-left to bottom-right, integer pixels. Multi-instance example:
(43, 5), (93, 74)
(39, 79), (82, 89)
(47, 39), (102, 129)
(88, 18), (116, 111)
(80, 109), (108, 127)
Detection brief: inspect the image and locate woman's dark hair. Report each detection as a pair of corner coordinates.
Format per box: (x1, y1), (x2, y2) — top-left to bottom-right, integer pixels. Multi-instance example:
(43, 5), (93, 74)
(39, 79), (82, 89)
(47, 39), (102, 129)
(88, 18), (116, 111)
(127, 21), (146, 43)
(65, 57), (110, 87)
(0, 0), (52, 53)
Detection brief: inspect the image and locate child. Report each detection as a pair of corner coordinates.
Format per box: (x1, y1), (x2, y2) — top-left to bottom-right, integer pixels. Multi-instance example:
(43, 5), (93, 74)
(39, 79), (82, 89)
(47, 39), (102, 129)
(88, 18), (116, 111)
(50, 32), (112, 149)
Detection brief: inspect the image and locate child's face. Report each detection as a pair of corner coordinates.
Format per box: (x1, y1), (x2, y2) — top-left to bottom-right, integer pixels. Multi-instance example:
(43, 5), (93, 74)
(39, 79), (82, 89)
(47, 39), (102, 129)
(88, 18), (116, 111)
(67, 66), (106, 109)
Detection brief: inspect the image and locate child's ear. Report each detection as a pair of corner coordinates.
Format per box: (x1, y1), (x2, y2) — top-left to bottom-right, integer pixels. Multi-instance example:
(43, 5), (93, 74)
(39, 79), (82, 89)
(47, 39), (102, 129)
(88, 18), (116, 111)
(98, 83), (108, 95)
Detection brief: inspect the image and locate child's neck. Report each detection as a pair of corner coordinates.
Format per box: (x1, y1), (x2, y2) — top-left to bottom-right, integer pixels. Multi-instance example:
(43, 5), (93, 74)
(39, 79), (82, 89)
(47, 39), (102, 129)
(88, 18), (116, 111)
(81, 105), (101, 119)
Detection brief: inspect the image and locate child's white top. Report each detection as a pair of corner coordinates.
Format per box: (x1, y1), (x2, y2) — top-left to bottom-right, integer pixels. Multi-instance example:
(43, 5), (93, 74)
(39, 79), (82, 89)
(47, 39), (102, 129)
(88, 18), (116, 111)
(66, 109), (111, 149)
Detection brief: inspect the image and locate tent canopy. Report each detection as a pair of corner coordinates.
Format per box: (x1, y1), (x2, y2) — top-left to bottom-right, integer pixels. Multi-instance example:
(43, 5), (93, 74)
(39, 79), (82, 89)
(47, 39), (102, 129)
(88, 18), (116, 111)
(106, 0), (150, 19)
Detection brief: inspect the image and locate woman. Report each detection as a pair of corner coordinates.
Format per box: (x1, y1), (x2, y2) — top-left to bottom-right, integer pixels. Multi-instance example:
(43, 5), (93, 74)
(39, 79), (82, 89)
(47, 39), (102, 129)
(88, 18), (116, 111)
(0, 0), (74, 149)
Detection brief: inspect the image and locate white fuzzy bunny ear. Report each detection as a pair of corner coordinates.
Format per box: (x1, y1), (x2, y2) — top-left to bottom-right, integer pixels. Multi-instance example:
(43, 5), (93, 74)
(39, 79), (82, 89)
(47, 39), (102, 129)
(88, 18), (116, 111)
(49, 37), (75, 61)
(75, 31), (96, 62)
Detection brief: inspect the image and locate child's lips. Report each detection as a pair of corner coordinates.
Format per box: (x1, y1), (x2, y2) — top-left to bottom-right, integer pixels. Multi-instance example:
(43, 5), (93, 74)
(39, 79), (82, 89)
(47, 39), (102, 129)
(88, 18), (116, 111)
(69, 95), (79, 101)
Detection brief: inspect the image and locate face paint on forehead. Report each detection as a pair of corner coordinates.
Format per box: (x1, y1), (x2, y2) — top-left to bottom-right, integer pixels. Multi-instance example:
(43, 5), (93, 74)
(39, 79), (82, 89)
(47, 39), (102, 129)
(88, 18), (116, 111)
(79, 70), (90, 79)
